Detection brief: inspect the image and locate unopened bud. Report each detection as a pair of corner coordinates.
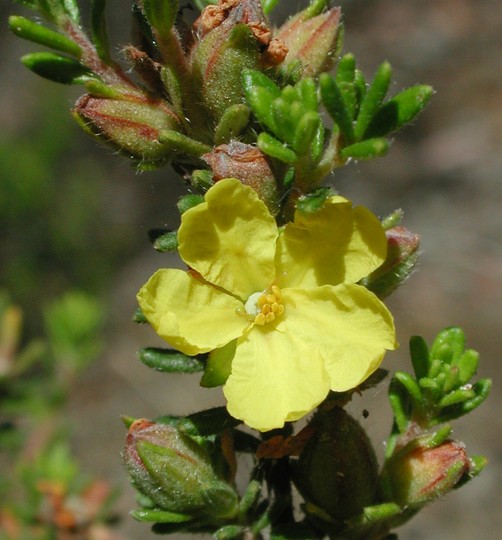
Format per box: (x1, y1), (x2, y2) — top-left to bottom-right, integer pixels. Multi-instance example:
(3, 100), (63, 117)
(275, 7), (342, 78)
(73, 93), (181, 167)
(123, 419), (238, 519)
(202, 142), (279, 215)
(291, 408), (379, 523)
(381, 438), (471, 507)
(362, 226), (421, 298)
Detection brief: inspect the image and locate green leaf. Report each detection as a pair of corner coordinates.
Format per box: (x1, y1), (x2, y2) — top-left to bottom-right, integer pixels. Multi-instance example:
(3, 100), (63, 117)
(131, 508), (193, 523)
(364, 84), (433, 138)
(242, 69), (281, 131)
(9, 16), (82, 57)
(393, 371), (424, 412)
(388, 378), (410, 433)
(430, 327), (465, 364)
(292, 111), (321, 154)
(335, 53), (356, 85)
(454, 349), (479, 386)
(214, 104), (251, 145)
(84, 79), (123, 98)
(200, 341), (236, 388)
(261, 0), (279, 15)
(295, 78), (318, 112)
(158, 130), (211, 157)
(141, 0), (179, 38)
(90, 0), (111, 62)
(438, 388), (475, 408)
(160, 66), (184, 120)
(305, 0), (328, 19)
(257, 132), (297, 163)
(215, 525), (247, 540)
(21, 51), (91, 84)
(178, 406), (240, 437)
(340, 137), (389, 160)
(319, 73), (354, 142)
(354, 60), (392, 140)
(409, 335), (430, 380)
(152, 230), (178, 252)
(138, 347), (205, 373)
(296, 187), (334, 213)
(177, 194), (205, 214)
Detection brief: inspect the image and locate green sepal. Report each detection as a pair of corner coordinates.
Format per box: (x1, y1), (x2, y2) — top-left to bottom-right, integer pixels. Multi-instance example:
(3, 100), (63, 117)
(340, 138), (389, 160)
(354, 61), (392, 140)
(138, 347), (205, 373)
(257, 132), (297, 163)
(140, 0), (178, 38)
(364, 85), (433, 138)
(178, 407), (240, 437)
(177, 194), (205, 214)
(21, 51), (91, 84)
(121, 415), (137, 429)
(159, 130), (212, 157)
(90, 0), (111, 62)
(153, 230), (178, 252)
(9, 15), (82, 57)
(131, 508), (194, 523)
(409, 335), (430, 380)
(200, 341), (236, 388)
(319, 73), (354, 143)
(214, 104), (251, 145)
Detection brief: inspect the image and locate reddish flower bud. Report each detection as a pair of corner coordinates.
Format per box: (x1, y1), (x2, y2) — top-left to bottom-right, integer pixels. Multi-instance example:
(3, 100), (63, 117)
(275, 7), (342, 78)
(202, 141), (279, 215)
(382, 438), (471, 507)
(123, 420), (238, 519)
(73, 93), (181, 167)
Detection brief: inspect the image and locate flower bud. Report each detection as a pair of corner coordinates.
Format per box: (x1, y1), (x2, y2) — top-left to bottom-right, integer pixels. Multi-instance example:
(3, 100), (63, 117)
(73, 93), (181, 167)
(275, 6), (342, 78)
(190, 1), (269, 121)
(123, 419), (238, 519)
(362, 226), (421, 298)
(291, 408), (379, 523)
(202, 142), (279, 215)
(381, 438), (471, 508)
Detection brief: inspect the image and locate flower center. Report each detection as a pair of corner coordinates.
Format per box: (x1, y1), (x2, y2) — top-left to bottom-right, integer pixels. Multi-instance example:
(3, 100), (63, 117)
(244, 285), (285, 326)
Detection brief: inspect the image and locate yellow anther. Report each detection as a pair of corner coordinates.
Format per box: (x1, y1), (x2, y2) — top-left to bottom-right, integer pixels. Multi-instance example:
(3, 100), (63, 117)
(255, 313), (266, 325)
(257, 295), (268, 307)
(248, 285), (285, 326)
(266, 293), (276, 303)
(271, 285), (281, 299)
(271, 302), (280, 313)
(265, 312), (275, 323)
(262, 304), (271, 315)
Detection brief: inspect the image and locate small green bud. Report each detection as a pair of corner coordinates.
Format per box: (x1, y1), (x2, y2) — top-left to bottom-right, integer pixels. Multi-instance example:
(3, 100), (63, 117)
(123, 419), (239, 519)
(73, 93), (181, 166)
(202, 142), (280, 215)
(292, 408), (379, 524)
(381, 437), (472, 508)
(275, 6), (342, 78)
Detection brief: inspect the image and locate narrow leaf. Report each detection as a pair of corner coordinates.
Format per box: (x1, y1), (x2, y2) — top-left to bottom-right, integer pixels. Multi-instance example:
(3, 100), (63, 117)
(177, 194), (205, 214)
(158, 130), (211, 156)
(319, 73), (354, 142)
(257, 132), (297, 163)
(393, 371), (424, 412)
(354, 60), (391, 140)
(364, 84), (433, 138)
(409, 335), (430, 380)
(388, 379), (410, 434)
(293, 111), (321, 154)
(141, 0), (179, 38)
(242, 69), (281, 131)
(153, 231), (178, 252)
(431, 327), (465, 364)
(454, 349), (479, 386)
(138, 347), (205, 373)
(340, 137), (389, 160)
(9, 15), (82, 57)
(214, 104), (251, 145)
(261, 0), (279, 16)
(90, 0), (111, 62)
(21, 52), (91, 84)
(335, 53), (356, 85)
(439, 388), (475, 408)
(131, 508), (193, 523)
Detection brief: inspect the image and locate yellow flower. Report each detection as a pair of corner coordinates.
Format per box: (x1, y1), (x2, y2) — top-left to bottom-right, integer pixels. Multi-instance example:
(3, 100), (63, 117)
(138, 178), (397, 431)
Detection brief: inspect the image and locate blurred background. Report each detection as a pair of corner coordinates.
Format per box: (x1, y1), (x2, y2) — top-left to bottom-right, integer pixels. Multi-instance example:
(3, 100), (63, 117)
(1, 0), (501, 538)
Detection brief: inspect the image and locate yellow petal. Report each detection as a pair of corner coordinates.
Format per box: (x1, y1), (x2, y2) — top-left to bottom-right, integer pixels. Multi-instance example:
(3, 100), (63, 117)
(224, 325), (331, 431)
(282, 284), (397, 392)
(276, 197), (387, 289)
(137, 269), (250, 355)
(178, 178), (277, 299)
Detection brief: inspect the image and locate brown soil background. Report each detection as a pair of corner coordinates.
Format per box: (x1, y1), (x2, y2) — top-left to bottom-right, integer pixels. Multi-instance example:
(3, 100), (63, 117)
(2, 1), (501, 538)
